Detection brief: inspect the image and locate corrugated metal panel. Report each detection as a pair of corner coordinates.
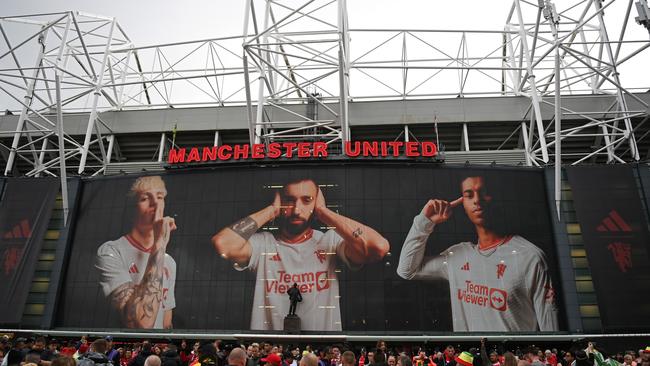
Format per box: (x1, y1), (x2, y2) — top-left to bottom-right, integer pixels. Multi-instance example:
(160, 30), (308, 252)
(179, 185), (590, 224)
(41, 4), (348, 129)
(105, 162), (165, 175)
(441, 150), (527, 165)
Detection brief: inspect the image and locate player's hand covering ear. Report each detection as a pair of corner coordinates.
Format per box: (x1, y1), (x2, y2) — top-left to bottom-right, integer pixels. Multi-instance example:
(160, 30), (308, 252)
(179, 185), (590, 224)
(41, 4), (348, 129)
(271, 191), (282, 218)
(314, 186), (327, 218)
(422, 197), (462, 224)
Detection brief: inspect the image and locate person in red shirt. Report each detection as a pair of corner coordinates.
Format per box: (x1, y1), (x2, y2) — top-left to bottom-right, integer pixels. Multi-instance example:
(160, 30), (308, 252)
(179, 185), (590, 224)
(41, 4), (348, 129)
(121, 350), (132, 366)
(545, 351), (558, 366)
(179, 340), (192, 366)
(435, 346), (456, 366)
(189, 342), (200, 366)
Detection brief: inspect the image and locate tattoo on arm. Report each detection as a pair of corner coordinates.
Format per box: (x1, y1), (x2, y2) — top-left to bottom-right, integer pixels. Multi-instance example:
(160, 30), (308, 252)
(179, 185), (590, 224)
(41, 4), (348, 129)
(352, 227), (363, 238)
(110, 249), (165, 328)
(230, 216), (259, 241)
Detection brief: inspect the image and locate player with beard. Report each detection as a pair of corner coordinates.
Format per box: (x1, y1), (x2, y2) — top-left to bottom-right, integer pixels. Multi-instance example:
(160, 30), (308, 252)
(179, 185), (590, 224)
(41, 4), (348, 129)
(397, 175), (558, 331)
(211, 175), (389, 330)
(95, 176), (177, 329)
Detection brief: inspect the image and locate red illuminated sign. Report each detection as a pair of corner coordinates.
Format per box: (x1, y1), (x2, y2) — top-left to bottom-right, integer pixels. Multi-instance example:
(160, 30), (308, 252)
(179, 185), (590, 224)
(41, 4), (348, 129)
(167, 141), (437, 164)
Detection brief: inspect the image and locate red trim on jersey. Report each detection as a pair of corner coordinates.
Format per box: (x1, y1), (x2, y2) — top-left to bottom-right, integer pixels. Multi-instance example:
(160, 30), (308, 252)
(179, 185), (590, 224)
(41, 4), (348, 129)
(277, 228), (314, 244)
(478, 235), (513, 251)
(125, 234), (154, 253)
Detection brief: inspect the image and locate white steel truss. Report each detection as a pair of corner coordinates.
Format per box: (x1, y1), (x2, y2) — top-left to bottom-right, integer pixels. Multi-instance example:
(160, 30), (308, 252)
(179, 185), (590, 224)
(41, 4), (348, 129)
(0, 0), (649, 178)
(241, 0), (351, 149)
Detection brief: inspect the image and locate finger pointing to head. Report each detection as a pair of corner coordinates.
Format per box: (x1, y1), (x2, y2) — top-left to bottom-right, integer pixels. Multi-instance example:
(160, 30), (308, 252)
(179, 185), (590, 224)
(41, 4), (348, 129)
(450, 197), (463, 208)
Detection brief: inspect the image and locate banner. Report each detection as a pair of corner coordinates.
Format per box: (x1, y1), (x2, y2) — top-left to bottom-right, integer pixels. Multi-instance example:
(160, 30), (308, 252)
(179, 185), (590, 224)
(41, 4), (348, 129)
(0, 178), (59, 324)
(567, 165), (650, 332)
(57, 165), (563, 332)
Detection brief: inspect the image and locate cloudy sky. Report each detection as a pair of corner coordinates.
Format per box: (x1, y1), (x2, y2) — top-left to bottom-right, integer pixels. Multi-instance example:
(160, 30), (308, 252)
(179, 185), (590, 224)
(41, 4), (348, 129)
(1, 0), (648, 110)
(2, 1), (521, 45)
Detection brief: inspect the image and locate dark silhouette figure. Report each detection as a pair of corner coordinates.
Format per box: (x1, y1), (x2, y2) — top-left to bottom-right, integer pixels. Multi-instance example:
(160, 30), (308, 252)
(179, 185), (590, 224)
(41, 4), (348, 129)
(287, 283), (302, 316)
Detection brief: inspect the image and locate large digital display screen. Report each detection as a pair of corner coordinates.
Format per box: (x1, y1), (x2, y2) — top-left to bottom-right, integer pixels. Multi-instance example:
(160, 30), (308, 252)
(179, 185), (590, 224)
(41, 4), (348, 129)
(57, 164), (563, 332)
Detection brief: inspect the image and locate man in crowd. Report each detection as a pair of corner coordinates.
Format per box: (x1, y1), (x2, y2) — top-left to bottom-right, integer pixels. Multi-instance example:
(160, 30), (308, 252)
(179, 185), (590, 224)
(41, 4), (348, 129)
(435, 346), (456, 366)
(372, 353), (387, 366)
(212, 175), (389, 331)
(342, 352), (356, 366)
(106, 337), (121, 366)
(562, 352), (575, 366)
(145, 356), (162, 366)
(161, 344), (182, 366)
(397, 175), (559, 331)
(77, 339), (111, 366)
(397, 357), (412, 366)
(228, 348), (248, 366)
(524, 348), (546, 366)
(30, 337), (52, 366)
(300, 354), (319, 366)
(364, 351), (376, 366)
(246, 344), (261, 366)
(130, 343), (154, 366)
(95, 176), (177, 329)
(41, 339), (59, 363)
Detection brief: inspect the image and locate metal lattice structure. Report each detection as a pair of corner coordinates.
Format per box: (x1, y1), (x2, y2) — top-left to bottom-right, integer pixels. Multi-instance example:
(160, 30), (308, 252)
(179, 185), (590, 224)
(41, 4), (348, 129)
(1, 1), (650, 219)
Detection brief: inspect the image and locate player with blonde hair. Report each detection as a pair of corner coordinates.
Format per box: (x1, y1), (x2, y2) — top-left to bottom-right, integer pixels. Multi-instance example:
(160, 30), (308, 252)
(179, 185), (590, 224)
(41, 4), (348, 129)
(96, 175), (177, 329)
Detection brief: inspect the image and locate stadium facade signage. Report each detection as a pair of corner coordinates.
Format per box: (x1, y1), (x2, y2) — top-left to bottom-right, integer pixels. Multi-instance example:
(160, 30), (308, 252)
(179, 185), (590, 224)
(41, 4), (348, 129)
(167, 140), (437, 164)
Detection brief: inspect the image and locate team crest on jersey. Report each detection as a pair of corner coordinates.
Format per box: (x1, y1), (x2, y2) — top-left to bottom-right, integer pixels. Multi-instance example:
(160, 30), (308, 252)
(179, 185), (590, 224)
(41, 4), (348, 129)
(496, 263), (507, 279)
(544, 284), (556, 304)
(489, 288), (508, 311)
(461, 262), (470, 271)
(129, 263), (139, 274)
(315, 249), (327, 264)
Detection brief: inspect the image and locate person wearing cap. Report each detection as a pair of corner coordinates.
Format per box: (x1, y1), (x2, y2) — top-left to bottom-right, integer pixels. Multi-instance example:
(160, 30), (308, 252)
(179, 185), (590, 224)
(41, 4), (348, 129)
(261, 354), (282, 366)
(455, 353), (474, 366)
(105, 337), (120, 366)
(397, 174), (559, 332)
(95, 176), (177, 329)
(545, 351), (557, 366)
(639, 352), (650, 366)
(41, 339), (60, 364)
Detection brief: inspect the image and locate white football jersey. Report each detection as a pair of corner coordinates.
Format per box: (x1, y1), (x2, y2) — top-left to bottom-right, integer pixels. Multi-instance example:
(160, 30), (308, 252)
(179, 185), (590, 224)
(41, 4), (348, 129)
(238, 229), (354, 331)
(397, 214), (559, 331)
(96, 235), (176, 329)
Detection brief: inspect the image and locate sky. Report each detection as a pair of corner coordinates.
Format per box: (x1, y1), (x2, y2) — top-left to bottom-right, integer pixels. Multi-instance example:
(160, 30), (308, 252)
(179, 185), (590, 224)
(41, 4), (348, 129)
(1, 0), (649, 110)
(2, 1), (518, 45)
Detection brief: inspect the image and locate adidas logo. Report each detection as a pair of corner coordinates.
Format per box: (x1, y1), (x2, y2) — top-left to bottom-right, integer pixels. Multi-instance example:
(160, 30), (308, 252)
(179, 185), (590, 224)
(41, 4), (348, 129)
(2, 219), (31, 239)
(597, 210), (631, 232)
(461, 262), (470, 271)
(129, 263), (139, 274)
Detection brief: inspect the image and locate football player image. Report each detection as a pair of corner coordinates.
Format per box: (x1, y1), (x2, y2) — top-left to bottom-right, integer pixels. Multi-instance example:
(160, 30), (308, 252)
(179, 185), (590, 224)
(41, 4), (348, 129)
(396, 175), (559, 331)
(95, 176), (177, 329)
(211, 175), (390, 331)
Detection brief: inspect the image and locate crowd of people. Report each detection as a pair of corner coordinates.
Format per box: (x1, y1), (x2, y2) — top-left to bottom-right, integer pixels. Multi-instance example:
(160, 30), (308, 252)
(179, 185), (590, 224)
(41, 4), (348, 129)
(1, 336), (649, 366)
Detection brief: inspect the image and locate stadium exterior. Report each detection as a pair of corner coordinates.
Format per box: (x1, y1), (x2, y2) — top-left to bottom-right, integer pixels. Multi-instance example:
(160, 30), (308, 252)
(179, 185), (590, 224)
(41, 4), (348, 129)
(1, 0), (650, 341)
